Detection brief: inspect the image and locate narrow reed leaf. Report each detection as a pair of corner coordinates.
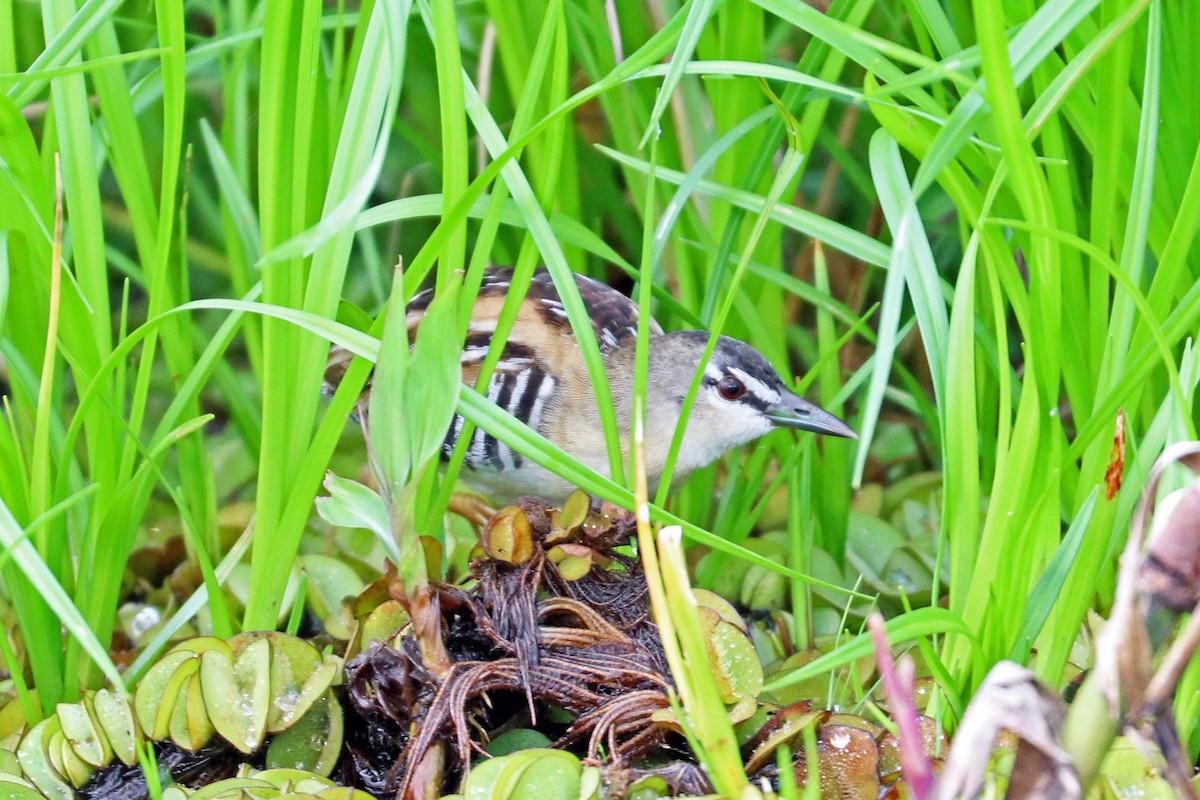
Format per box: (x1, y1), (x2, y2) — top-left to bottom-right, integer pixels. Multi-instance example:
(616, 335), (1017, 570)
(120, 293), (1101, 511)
(600, 145), (891, 267)
(199, 119), (262, 262)
(255, 1), (408, 269)
(404, 279), (462, 470)
(1008, 489), (1098, 663)
(6, 0), (123, 107)
(369, 271), (415, 492)
(0, 496), (125, 694)
(912, 0), (1107, 194)
(942, 235), (980, 619)
(764, 607), (976, 691)
(871, 130), (950, 407)
(640, 0), (715, 147)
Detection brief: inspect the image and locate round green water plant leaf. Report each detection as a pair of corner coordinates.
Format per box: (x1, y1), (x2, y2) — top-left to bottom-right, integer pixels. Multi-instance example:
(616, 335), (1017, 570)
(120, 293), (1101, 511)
(266, 691), (344, 775)
(0, 690), (32, 740)
(252, 766), (339, 792)
(314, 788), (377, 800)
(93, 688), (140, 766)
(56, 696), (111, 768)
(16, 717), (72, 800)
(576, 766), (601, 800)
(201, 637), (271, 753)
(743, 705), (823, 774)
(360, 599), (409, 646)
(1096, 738), (1176, 799)
(0, 780), (45, 800)
(0, 748), (24, 777)
(50, 725), (94, 787)
(463, 749), (581, 800)
(301, 554), (366, 637)
(694, 589), (748, 633)
(485, 728), (553, 757)
(134, 649), (197, 741)
(698, 606), (763, 703)
(280, 652), (343, 734)
(624, 775), (669, 800)
(170, 672), (214, 751)
(188, 776), (274, 799)
(175, 636), (236, 657)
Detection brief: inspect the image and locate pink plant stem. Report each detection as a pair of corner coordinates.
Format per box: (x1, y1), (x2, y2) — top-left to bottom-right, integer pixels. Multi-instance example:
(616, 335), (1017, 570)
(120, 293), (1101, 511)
(869, 612), (935, 799)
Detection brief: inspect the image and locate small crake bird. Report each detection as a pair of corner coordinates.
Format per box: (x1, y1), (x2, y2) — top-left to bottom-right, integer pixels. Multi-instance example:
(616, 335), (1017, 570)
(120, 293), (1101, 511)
(326, 267), (856, 504)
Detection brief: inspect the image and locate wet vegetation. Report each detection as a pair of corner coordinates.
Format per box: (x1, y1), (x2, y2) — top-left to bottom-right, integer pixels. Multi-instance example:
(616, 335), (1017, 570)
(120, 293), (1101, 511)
(2, 0), (1200, 798)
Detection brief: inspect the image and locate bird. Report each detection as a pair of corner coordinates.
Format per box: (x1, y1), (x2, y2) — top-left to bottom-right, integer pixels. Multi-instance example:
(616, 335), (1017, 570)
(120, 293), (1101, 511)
(325, 266), (856, 504)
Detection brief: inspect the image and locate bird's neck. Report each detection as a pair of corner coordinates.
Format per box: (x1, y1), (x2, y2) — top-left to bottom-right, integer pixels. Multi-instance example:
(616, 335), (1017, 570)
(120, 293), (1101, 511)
(601, 340), (703, 479)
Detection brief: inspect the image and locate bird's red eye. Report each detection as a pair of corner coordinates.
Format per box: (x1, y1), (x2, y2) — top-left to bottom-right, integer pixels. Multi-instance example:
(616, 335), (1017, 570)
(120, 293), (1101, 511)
(717, 376), (746, 400)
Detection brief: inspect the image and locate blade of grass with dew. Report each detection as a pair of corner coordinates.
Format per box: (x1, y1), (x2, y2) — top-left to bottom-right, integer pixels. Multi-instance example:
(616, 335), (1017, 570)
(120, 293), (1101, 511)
(706, 0), (771, 277)
(81, 0), (215, 685)
(368, 271), (416, 495)
(657, 526), (750, 796)
(254, 7), (409, 271)
(976, 0), (1062, 404)
(789, 454), (814, 650)
(0, 48), (165, 84)
(358, 191), (703, 325)
(396, 4), (693, 297)
(199, 118), (262, 265)
(649, 105), (775, 272)
(635, 386), (749, 797)
(101, 412), (234, 641)
(911, 0), (1108, 197)
(691, 0), (873, 332)
(480, 0), (583, 246)
(20, 155), (67, 712)
(245, 0), (326, 631)
(428, 0), (468, 285)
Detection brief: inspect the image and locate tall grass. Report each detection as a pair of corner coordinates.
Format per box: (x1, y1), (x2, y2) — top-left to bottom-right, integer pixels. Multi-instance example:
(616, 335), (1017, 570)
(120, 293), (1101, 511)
(0, 0), (1197, 763)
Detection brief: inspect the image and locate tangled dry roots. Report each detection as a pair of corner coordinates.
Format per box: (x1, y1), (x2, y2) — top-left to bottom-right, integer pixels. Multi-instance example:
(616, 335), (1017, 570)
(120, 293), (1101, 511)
(340, 497), (708, 800)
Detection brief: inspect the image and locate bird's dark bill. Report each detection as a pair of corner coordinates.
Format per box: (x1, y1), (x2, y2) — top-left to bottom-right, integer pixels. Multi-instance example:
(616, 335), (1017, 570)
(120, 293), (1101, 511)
(766, 395), (857, 439)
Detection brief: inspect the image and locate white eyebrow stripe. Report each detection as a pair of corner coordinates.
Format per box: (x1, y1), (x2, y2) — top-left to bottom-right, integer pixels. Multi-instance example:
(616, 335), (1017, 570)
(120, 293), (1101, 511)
(704, 363), (723, 382)
(729, 367), (780, 405)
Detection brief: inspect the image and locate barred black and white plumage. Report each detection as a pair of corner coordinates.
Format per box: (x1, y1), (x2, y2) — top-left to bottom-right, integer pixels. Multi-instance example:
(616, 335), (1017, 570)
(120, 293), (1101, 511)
(325, 266), (855, 503)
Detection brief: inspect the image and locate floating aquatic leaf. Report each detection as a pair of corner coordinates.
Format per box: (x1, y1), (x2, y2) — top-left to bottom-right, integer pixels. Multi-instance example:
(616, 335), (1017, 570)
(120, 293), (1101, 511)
(200, 637), (271, 754)
(56, 696), (110, 768)
(16, 718), (72, 800)
(92, 688), (140, 766)
(266, 692), (344, 776)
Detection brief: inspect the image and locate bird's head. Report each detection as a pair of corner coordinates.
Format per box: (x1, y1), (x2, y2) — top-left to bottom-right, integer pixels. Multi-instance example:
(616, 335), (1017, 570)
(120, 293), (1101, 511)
(640, 331), (856, 473)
